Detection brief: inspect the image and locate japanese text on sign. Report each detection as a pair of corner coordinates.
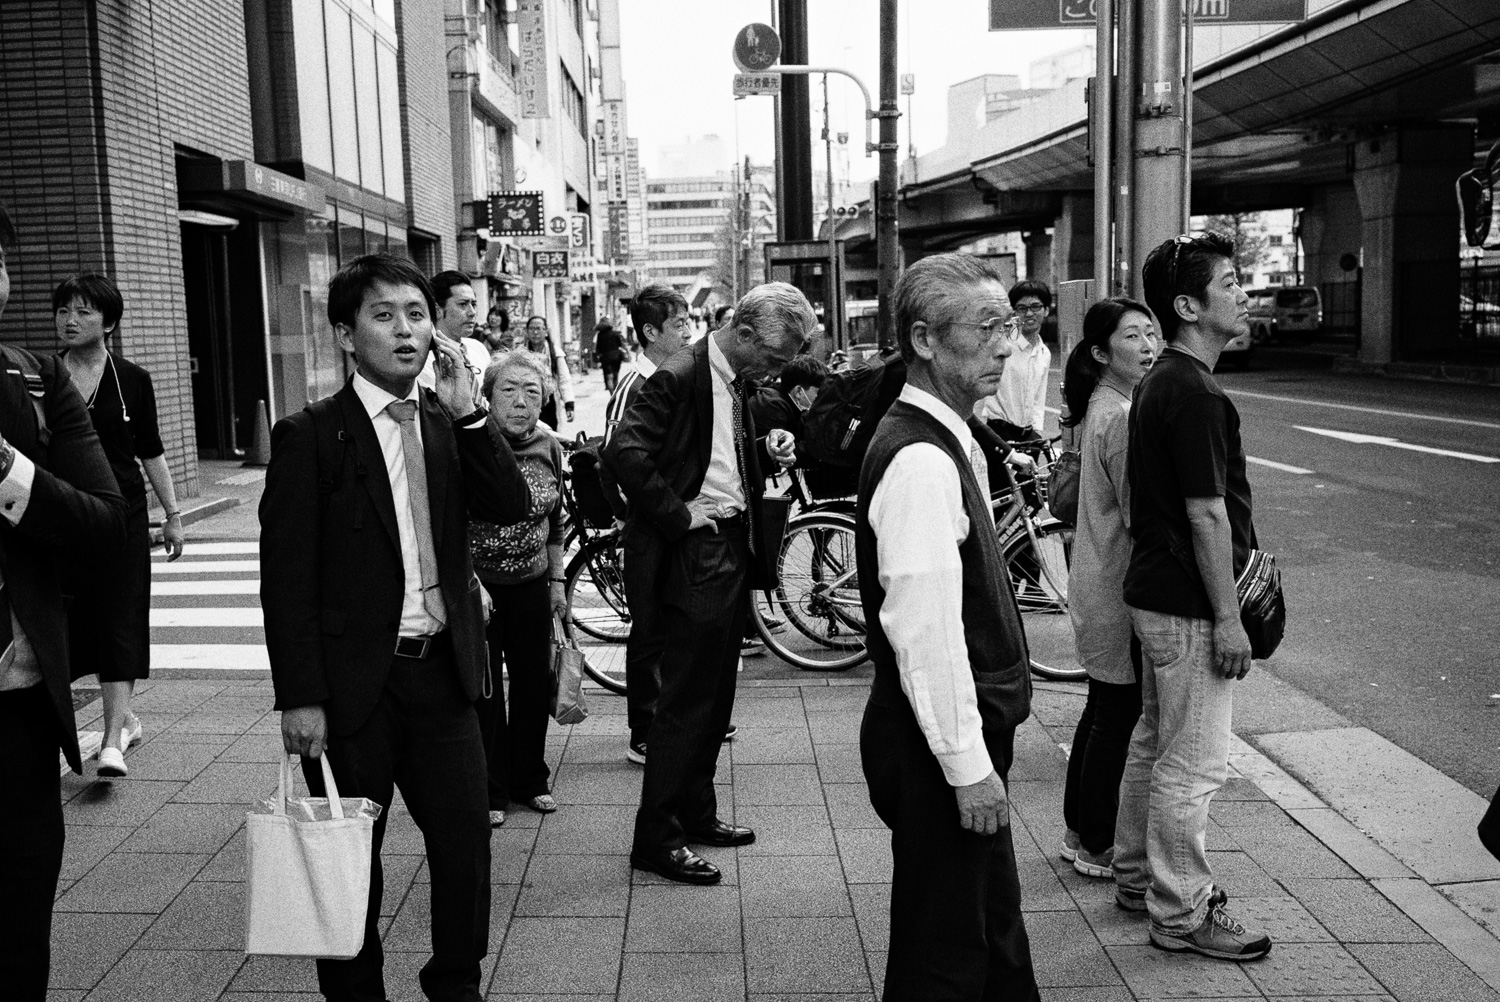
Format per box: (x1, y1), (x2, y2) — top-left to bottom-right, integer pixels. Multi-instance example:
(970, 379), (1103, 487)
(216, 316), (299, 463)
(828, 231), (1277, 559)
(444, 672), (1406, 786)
(488, 192), (544, 237)
(988, 0), (1305, 29)
(517, 0), (550, 118)
(733, 73), (782, 97)
(533, 250), (570, 279)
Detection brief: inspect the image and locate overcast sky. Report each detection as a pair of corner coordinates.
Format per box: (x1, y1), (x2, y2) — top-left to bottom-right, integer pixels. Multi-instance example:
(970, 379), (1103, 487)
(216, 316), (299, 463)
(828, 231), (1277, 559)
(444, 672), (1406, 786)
(617, 0), (1092, 182)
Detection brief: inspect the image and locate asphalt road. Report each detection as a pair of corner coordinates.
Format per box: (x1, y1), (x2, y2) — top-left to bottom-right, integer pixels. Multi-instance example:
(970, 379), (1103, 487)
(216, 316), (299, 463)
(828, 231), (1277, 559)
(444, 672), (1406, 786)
(1211, 356), (1500, 798)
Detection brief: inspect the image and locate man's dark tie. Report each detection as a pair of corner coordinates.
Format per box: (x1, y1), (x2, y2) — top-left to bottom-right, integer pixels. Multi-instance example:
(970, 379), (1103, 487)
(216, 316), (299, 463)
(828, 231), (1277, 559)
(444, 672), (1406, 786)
(730, 377), (756, 556)
(385, 399), (447, 627)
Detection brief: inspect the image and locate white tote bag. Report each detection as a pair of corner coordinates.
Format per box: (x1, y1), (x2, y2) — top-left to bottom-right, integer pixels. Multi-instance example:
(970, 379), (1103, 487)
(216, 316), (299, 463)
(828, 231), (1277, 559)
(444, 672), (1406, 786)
(245, 754), (382, 959)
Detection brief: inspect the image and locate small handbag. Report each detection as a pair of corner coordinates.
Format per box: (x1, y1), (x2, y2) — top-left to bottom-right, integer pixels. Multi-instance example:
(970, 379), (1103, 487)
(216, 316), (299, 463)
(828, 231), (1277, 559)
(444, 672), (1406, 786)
(1235, 548), (1286, 660)
(1045, 448), (1082, 525)
(548, 617), (589, 725)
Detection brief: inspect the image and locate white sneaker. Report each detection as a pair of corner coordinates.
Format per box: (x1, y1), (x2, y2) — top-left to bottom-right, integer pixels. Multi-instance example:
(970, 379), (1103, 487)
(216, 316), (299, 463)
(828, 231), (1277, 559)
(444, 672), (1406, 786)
(97, 745), (128, 778)
(1060, 829), (1081, 862)
(121, 715), (143, 749)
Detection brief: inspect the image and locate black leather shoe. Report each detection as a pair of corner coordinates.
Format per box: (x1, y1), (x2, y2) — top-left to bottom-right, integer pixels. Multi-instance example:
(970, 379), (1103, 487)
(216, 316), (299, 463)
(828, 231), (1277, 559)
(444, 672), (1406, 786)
(630, 846), (722, 885)
(685, 819), (756, 847)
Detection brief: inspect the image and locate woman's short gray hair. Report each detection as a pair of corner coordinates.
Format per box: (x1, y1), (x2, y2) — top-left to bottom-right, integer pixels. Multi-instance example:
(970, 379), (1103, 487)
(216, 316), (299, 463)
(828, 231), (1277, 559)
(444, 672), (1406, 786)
(482, 349), (555, 401)
(893, 254), (1008, 362)
(734, 281), (816, 351)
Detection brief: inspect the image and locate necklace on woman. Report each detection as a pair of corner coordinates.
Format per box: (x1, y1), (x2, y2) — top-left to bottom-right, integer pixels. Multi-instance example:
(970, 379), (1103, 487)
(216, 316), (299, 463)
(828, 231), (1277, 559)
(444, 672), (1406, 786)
(63, 343), (109, 404)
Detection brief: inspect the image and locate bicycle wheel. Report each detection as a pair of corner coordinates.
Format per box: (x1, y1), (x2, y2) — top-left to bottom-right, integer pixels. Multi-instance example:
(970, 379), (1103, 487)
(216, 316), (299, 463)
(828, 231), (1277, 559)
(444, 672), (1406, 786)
(755, 512), (869, 671)
(1001, 517), (1085, 681)
(561, 536), (629, 694)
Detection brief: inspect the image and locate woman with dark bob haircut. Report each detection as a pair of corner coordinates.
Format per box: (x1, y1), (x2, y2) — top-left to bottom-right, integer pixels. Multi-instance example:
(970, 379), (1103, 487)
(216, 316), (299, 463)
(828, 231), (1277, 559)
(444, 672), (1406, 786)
(55, 273), (185, 779)
(1058, 296), (1159, 879)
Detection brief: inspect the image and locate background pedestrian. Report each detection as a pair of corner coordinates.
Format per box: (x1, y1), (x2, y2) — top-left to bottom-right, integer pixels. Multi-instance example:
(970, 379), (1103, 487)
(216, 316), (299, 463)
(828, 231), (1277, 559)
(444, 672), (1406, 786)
(522, 315), (574, 429)
(55, 273), (185, 778)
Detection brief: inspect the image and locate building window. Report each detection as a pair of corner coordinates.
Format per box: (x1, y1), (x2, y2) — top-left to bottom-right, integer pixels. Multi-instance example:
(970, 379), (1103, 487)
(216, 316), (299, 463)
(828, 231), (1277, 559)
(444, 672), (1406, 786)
(572, 0), (584, 37)
(562, 68), (587, 137)
(480, 0), (517, 73)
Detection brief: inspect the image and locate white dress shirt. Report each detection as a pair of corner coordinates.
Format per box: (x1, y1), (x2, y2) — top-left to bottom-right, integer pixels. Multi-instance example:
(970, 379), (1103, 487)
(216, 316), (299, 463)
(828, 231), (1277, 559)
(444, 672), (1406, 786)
(352, 373), (447, 636)
(692, 336), (745, 516)
(974, 334), (1051, 434)
(416, 336), (493, 411)
(868, 383), (994, 787)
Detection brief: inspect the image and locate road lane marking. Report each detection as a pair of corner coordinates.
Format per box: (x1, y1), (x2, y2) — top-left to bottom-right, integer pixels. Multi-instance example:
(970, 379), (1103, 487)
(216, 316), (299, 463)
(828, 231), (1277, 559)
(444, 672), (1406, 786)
(151, 559), (260, 575)
(1295, 426), (1500, 463)
(154, 541), (259, 557)
(1247, 456), (1313, 474)
(150, 607), (264, 627)
(151, 644), (270, 672)
(152, 579), (260, 596)
(1229, 389), (1500, 430)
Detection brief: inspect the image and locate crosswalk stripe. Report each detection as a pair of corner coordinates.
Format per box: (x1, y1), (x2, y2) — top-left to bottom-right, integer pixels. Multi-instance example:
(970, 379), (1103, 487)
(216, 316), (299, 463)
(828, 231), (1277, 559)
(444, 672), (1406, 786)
(152, 579), (261, 596)
(152, 644), (270, 672)
(151, 607), (264, 628)
(155, 541), (259, 557)
(152, 559), (260, 575)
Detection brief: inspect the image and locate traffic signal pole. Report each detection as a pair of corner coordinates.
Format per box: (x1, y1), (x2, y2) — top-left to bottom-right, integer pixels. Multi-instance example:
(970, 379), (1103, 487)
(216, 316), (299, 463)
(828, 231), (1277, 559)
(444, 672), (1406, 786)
(778, 0), (813, 240)
(1130, 0), (1186, 281)
(876, 0), (900, 350)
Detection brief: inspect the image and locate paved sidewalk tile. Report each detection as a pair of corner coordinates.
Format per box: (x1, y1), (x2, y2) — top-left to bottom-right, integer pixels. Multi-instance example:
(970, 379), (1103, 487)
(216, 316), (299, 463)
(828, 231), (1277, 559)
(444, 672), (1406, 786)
(490, 917), (624, 995)
(47, 912), (153, 991)
(740, 854), (853, 916)
(1242, 941), (1383, 996)
(624, 885), (742, 953)
(744, 915), (871, 994)
(55, 851), (208, 913)
(618, 952), (744, 1002)
(83, 949), (242, 1002)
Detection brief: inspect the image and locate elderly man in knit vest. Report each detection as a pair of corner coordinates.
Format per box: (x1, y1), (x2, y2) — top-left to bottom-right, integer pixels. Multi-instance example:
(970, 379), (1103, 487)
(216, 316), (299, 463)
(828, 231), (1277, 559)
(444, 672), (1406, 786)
(856, 253), (1040, 1002)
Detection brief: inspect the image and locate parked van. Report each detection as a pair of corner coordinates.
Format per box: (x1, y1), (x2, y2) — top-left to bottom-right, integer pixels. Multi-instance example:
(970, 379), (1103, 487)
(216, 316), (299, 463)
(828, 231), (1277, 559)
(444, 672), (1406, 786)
(1247, 286), (1323, 342)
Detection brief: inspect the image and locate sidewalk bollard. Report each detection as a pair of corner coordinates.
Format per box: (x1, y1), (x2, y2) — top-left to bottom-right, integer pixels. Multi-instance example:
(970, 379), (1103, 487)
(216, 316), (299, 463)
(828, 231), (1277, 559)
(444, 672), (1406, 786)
(244, 398), (272, 467)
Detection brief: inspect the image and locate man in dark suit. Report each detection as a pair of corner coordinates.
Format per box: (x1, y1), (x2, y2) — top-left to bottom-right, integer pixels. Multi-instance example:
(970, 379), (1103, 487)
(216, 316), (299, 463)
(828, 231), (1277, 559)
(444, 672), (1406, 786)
(605, 281), (813, 885)
(261, 255), (530, 1002)
(0, 203), (129, 1000)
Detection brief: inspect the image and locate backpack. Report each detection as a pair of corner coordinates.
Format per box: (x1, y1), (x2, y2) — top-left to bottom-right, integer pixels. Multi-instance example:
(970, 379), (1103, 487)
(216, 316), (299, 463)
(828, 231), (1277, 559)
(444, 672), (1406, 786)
(567, 435), (617, 529)
(801, 350), (907, 472)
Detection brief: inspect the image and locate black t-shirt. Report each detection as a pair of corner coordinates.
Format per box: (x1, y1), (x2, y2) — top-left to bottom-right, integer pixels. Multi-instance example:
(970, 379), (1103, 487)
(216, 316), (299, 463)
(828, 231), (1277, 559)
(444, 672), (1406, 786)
(61, 351), (165, 509)
(1123, 347), (1256, 619)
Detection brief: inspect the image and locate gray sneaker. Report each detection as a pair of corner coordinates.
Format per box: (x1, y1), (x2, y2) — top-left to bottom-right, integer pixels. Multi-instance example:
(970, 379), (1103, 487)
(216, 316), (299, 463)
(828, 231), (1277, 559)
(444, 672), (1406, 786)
(1073, 846), (1114, 879)
(1117, 882), (1228, 914)
(1150, 901), (1271, 961)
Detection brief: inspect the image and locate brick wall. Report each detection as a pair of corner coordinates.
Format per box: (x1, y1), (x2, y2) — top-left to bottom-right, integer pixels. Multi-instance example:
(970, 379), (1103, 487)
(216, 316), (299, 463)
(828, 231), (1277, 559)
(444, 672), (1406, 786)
(396, 0), (457, 268)
(0, 0), (258, 500)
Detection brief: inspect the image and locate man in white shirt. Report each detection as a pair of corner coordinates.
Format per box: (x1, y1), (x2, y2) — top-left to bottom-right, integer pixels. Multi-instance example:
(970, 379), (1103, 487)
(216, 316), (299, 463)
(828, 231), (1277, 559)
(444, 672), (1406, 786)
(856, 253), (1040, 1001)
(975, 278), (1053, 445)
(600, 283), (690, 763)
(417, 271), (491, 409)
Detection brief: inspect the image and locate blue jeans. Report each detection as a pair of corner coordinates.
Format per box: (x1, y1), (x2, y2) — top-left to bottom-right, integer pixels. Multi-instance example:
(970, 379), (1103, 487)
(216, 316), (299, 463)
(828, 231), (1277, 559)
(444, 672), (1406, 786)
(1112, 608), (1234, 935)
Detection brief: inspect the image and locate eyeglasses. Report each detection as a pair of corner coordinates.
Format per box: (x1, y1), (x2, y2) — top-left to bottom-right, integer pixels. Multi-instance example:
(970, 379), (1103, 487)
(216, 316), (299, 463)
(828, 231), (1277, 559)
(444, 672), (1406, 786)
(949, 316), (1020, 341)
(1014, 304), (1048, 315)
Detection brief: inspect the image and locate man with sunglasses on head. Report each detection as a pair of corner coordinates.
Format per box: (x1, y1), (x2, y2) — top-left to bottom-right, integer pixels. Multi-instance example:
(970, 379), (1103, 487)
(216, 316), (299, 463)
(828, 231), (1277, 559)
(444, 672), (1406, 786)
(1113, 232), (1271, 962)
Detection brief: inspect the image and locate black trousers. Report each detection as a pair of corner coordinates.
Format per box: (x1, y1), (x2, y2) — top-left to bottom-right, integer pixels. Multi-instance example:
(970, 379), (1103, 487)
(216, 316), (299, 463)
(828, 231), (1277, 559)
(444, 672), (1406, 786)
(601, 361), (621, 392)
(632, 523), (750, 852)
(0, 685), (65, 1002)
(303, 643), (491, 1002)
(1062, 638), (1144, 855)
(861, 701), (1039, 1002)
(476, 577), (553, 808)
(621, 523), (665, 747)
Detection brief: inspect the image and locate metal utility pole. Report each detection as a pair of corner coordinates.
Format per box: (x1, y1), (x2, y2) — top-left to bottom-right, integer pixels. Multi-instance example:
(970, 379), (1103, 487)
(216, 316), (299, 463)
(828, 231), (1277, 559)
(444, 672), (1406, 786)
(876, 0), (900, 350)
(777, 0), (813, 240)
(1182, 0), (1195, 230)
(1092, 0), (1114, 299)
(822, 73), (843, 351)
(1130, 0), (1186, 279)
(1112, 0), (1136, 295)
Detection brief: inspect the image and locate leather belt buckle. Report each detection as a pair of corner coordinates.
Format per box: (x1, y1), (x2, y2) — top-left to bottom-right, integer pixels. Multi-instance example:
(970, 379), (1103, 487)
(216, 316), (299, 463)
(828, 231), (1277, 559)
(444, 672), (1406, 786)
(394, 635), (433, 659)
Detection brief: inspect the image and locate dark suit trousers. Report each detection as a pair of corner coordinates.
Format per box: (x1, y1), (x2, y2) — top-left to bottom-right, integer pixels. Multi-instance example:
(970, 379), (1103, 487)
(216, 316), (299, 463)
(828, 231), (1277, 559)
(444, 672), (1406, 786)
(861, 703), (1039, 1002)
(303, 643), (491, 1002)
(0, 684), (65, 1002)
(476, 577), (554, 808)
(621, 524), (666, 746)
(632, 523), (750, 852)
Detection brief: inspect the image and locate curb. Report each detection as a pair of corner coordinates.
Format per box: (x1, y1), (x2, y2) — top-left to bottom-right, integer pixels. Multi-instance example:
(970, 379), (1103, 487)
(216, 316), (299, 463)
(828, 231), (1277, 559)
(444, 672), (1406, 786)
(148, 496), (238, 544)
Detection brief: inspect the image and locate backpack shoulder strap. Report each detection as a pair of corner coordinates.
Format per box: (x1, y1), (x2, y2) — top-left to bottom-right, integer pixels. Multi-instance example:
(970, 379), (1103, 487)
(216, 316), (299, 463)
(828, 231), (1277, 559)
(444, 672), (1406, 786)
(2, 345), (50, 448)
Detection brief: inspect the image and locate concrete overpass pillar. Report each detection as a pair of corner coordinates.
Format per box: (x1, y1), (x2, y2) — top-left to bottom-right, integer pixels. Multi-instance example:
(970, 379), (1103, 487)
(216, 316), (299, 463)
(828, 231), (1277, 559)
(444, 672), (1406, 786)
(1050, 193), (1095, 286)
(1299, 184), (1361, 292)
(1351, 125), (1471, 363)
(1023, 230), (1053, 288)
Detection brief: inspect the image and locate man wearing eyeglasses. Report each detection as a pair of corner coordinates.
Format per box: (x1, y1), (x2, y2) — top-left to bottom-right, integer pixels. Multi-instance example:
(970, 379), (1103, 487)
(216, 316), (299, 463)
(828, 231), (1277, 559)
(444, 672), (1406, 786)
(1113, 232), (1271, 962)
(857, 253), (1039, 1001)
(975, 279), (1052, 453)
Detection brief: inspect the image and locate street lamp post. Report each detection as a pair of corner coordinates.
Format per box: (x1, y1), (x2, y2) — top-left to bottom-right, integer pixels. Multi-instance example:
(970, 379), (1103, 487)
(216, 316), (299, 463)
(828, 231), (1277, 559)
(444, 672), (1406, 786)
(877, 0), (900, 351)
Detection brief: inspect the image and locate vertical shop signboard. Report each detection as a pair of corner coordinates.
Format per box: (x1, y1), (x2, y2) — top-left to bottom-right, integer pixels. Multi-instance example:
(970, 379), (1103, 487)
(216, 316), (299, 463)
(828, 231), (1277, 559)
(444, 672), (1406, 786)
(518, 0), (550, 117)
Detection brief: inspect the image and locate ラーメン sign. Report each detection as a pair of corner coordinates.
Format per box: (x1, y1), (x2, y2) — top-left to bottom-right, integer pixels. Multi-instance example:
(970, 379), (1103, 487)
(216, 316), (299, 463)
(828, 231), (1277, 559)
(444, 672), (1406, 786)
(988, 0), (1305, 28)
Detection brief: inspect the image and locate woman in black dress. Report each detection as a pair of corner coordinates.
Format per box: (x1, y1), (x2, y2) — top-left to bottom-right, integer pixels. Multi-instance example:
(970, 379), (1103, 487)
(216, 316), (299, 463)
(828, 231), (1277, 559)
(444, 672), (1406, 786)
(55, 274), (185, 779)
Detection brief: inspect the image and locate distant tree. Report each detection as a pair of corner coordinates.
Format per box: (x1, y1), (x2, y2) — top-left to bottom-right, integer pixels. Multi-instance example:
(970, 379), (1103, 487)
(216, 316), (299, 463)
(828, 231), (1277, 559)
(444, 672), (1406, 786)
(708, 218), (739, 302)
(1201, 213), (1269, 277)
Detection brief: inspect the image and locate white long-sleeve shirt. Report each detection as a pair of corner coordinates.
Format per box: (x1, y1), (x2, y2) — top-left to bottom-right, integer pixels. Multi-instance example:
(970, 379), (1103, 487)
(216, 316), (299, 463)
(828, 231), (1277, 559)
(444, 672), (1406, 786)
(974, 334), (1050, 434)
(867, 384), (994, 787)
